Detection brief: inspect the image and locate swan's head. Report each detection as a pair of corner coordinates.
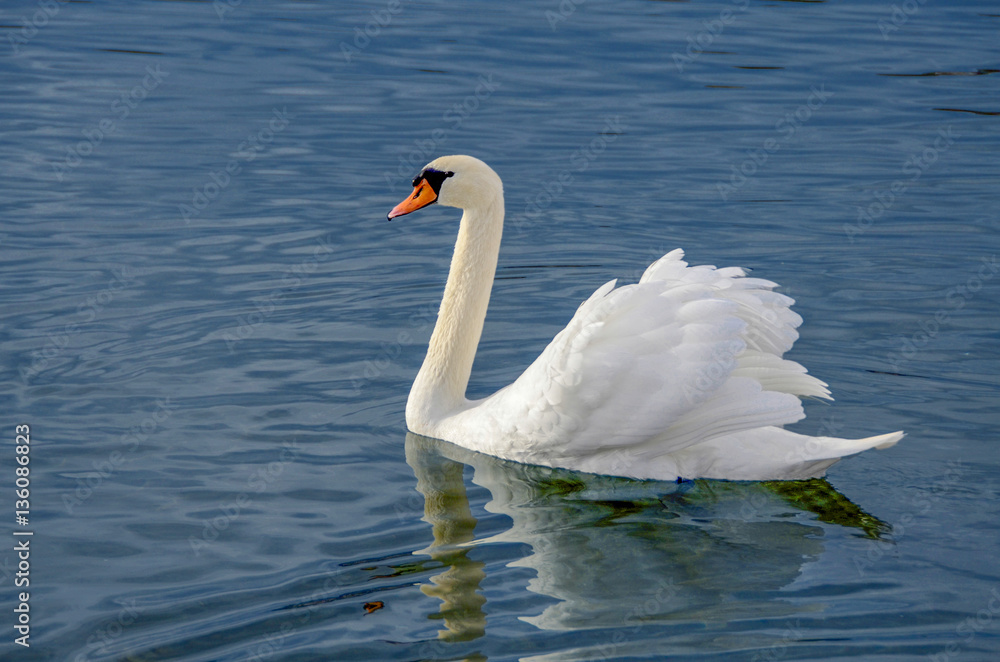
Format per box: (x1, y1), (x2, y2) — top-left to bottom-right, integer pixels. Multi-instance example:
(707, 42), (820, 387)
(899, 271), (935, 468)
(388, 155), (502, 220)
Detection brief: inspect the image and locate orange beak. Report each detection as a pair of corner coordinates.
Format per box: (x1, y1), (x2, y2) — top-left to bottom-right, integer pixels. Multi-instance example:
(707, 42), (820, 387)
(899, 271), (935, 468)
(388, 179), (438, 220)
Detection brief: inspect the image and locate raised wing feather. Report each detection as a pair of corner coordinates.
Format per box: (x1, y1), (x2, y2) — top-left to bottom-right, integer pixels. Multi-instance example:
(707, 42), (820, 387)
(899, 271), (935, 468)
(458, 250), (829, 467)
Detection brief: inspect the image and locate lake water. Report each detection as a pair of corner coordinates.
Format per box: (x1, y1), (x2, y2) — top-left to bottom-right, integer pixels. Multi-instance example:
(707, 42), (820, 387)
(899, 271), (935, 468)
(2, 0), (999, 660)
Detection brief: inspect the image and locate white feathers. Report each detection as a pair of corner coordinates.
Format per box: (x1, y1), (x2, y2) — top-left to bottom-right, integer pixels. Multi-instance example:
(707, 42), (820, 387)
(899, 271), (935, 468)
(401, 156), (903, 481)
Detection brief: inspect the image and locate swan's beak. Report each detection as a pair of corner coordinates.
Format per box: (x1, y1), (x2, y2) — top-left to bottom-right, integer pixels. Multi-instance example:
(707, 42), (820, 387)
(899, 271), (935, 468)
(388, 179), (437, 220)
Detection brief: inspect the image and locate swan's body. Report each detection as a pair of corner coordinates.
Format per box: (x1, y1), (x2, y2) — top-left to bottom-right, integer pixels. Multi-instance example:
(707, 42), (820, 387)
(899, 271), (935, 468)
(389, 155), (902, 481)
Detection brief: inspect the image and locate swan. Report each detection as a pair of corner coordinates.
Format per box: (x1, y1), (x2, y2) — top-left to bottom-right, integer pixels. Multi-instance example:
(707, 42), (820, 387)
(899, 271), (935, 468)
(388, 155), (903, 481)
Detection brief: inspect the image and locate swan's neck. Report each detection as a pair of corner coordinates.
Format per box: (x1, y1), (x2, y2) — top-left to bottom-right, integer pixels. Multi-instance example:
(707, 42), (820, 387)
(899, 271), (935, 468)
(408, 193), (504, 426)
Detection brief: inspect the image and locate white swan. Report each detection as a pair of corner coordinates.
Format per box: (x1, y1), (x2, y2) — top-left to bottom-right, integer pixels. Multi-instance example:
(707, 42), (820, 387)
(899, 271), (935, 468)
(388, 155), (903, 481)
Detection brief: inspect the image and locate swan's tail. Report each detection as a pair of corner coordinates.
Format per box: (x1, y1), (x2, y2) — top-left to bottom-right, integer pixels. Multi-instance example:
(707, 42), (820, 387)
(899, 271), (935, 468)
(866, 430), (905, 450)
(804, 430), (905, 458)
(616, 428), (907, 481)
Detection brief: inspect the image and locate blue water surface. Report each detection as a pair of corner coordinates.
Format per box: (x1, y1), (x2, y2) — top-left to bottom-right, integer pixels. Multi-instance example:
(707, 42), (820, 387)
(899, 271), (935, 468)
(2, 0), (999, 660)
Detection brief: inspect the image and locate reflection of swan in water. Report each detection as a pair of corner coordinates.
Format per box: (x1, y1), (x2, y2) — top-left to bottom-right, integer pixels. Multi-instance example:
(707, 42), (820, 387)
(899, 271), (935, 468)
(405, 432), (887, 644)
(410, 441), (487, 643)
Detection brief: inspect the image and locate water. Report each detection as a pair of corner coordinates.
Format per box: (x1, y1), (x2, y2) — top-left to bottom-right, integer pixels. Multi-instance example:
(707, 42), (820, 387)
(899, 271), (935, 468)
(2, 0), (998, 659)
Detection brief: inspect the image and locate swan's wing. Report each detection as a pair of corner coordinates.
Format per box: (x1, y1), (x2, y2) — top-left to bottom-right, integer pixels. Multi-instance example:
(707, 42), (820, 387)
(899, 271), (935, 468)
(470, 250), (830, 465)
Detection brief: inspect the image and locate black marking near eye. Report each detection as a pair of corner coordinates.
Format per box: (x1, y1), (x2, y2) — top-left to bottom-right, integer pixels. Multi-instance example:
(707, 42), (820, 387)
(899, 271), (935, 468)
(415, 168), (455, 194)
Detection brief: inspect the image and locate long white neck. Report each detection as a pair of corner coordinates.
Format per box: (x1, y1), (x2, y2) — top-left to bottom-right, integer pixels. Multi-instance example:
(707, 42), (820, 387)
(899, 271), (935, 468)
(407, 189), (504, 428)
